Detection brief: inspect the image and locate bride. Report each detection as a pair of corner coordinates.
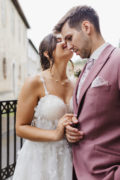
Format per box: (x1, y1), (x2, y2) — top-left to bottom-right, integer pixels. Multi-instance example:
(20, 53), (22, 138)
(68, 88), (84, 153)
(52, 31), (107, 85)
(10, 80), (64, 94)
(13, 33), (74, 180)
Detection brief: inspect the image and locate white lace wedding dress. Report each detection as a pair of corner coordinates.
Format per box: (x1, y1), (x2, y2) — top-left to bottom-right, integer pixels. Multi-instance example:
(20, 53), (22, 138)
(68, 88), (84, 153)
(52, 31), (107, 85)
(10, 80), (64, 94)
(13, 77), (73, 180)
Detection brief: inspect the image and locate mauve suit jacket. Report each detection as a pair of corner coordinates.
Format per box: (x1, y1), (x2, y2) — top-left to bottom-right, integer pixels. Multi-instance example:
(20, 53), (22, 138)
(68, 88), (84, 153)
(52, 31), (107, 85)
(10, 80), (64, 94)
(73, 44), (120, 180)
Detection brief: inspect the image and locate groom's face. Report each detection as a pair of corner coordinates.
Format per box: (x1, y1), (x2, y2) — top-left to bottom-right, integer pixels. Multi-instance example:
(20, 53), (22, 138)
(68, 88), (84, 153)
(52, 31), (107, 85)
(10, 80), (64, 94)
(61, 21), (90, 59)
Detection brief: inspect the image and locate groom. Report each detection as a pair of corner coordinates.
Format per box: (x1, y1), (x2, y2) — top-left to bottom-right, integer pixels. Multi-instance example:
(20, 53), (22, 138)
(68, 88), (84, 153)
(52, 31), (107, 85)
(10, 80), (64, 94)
(54, 5), (120, 180)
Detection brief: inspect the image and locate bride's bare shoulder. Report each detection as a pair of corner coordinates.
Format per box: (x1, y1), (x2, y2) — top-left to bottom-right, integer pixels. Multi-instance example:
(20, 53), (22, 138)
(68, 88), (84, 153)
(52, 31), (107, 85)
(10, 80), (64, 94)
(21, 72), (45, 92)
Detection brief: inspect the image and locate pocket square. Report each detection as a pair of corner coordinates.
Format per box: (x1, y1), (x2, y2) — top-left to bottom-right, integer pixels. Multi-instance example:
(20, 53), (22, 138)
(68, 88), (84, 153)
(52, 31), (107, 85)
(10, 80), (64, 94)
(91, 76), (109, 88)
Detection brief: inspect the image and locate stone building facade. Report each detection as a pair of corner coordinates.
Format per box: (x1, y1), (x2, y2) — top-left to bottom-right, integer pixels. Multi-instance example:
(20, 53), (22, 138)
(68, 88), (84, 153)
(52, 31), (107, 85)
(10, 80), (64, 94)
(0, 0), (41, 100)
(27, 39), (41, 77)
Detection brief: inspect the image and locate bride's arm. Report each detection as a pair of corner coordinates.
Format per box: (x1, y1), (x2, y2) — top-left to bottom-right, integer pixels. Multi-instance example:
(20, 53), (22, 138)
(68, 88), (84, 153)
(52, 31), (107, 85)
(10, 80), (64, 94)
(16, 76), (72, 142)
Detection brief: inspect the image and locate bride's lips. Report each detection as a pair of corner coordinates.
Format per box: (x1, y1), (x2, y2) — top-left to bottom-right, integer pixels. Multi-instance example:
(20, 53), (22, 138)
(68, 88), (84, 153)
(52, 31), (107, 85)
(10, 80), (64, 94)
(62, 44), (67, 49)
(62, 45), (73, 54)
(62, 45), (72, 53)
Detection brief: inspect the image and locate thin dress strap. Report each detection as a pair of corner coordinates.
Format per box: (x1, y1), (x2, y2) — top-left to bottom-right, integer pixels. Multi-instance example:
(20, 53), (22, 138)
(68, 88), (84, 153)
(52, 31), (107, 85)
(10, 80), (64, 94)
(40, 76), (49, 95)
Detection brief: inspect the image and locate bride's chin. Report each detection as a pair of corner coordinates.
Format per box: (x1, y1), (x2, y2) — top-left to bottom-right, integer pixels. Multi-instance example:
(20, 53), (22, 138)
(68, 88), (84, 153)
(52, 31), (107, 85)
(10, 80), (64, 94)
(67, 52), (73, 58)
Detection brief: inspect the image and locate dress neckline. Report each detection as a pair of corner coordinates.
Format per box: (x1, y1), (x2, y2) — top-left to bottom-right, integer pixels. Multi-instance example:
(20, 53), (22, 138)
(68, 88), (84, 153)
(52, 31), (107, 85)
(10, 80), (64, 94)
(40, 94), (72, 106)
(40, 75), (72, 105)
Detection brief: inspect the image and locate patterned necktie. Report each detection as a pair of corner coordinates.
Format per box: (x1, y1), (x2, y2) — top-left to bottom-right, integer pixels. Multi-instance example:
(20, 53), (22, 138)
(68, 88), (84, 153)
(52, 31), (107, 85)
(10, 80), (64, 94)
(77, 58), (95, 103)
(85, 58), (95, 71)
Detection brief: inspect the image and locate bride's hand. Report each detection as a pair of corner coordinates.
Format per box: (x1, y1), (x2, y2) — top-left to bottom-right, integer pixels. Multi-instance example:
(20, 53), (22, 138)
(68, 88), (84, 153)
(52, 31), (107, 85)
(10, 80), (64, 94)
(55, 114), (74, 141)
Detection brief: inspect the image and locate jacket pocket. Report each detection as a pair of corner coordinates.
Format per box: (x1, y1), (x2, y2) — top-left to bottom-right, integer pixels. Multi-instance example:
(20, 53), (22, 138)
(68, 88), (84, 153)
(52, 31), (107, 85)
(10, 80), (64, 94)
(87, 85), (111, 96)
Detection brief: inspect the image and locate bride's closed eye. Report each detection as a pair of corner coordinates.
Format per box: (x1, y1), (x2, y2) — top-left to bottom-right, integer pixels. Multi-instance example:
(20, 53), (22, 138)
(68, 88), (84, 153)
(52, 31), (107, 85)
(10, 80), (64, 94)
(56, 38), (62, 43)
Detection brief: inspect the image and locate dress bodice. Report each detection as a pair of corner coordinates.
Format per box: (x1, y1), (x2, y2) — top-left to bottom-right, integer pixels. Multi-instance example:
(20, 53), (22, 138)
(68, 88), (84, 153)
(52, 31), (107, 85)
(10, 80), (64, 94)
(32, 77), (73, 129)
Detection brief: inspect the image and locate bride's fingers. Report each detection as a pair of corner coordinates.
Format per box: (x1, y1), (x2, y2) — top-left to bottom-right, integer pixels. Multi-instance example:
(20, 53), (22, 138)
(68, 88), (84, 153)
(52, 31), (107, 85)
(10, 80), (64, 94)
(63, 119), (72, 125)
(61, 117), (72, 123)
(64, 113), (74, 116)
(66, 125), (79, 133)
(63, 122), (72, 126)
(66, 134), (83, 142)
(66, 131), (81, 136)
(63, 114), (74, 119)
(72, 116), (78, 123)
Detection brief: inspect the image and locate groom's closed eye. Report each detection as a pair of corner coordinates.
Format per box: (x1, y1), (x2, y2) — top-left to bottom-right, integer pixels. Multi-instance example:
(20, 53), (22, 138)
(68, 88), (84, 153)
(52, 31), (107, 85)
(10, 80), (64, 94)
(65, 35), (72, 42)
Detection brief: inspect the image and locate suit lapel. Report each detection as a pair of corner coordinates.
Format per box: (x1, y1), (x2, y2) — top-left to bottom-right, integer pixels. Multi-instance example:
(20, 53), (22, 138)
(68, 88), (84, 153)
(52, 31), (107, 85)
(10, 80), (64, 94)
(73, 63), (87, 114)
(77, 44), (116, 115)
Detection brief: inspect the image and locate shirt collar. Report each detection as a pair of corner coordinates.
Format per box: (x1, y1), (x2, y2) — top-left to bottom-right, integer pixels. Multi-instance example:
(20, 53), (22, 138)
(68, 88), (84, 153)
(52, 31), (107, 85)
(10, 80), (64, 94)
(90, 42), (109, 60)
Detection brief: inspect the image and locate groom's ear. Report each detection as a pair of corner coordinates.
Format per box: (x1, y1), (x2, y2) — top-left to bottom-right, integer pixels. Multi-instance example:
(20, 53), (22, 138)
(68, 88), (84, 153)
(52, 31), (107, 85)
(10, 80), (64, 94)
(81, 20), (91, 35)
(43, 51), (49, 59)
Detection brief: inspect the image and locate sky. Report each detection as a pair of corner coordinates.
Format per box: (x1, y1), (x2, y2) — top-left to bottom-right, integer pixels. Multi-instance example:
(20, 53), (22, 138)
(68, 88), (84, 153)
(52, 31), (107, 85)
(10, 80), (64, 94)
(18, 0), (120, 60)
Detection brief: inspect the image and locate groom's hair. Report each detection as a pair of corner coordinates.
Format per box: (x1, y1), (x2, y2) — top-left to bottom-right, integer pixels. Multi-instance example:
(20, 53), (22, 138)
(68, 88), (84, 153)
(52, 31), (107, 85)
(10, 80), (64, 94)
(53, 5), (101, 34)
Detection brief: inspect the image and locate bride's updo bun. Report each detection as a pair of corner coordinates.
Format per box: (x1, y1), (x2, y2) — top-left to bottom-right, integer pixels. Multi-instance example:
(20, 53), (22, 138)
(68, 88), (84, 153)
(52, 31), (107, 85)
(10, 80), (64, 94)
(39, 34), (57, 70)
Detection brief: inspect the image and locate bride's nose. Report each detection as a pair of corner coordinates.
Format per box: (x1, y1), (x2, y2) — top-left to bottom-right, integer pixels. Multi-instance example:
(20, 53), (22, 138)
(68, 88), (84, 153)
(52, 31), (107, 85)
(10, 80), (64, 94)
(62, 40), (67, 48)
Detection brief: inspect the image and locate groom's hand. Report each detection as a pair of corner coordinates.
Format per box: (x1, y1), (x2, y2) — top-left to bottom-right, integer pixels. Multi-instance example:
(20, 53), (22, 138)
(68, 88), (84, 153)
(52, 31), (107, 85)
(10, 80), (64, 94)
(65, 116), (84, 143)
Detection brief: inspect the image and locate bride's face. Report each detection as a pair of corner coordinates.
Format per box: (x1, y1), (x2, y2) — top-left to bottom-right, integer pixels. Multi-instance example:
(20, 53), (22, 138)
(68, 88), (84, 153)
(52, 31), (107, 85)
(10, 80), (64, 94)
(53, 34), (73, 62)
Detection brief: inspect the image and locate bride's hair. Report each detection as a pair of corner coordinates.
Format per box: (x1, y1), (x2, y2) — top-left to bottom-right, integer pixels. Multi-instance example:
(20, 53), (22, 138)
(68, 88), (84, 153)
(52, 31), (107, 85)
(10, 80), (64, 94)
(39, 33), (57, 70)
